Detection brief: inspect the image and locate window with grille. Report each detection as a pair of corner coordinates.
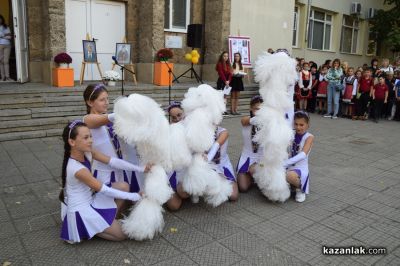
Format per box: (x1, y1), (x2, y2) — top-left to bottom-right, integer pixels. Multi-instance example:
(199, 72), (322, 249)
(293, 6), (299, 47)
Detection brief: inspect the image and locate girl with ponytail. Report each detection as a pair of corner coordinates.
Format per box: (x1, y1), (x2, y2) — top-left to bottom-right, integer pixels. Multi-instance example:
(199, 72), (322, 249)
(82, 84), (143, 195)
(60, 120), (151, 243)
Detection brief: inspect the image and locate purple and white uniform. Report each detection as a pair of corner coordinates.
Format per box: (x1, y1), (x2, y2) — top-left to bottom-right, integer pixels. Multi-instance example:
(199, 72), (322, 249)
(237, 124), (264, 174)
(83, 116), (140, 192)
(60, 154), (116, 243)
(287, 132), (313, 194)
(211, 127), (236, 182)
(167, 170), (183, 192)
(120, 140), (144, 193)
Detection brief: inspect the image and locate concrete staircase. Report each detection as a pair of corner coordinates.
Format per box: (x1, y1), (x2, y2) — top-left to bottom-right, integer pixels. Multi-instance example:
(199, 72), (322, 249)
(0, 82), (260, 141)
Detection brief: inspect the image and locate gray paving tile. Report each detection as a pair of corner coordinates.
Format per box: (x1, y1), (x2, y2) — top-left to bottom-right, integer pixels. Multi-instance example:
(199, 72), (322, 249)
(249, 247), (308, 266)
(320, 214), (365, 236)
(152, 253), (197, 266)
(29, 245), (84, 266)
(353, 226), (399, 252)
(221, 209), (264, 228)
(356, 198), (400, 221)
(193, 218), (240, 240)
(14, 214), (57, 234)
(292, 204), (334, 222)
(275, 234), (321, 263)
(127, 237), (180, 265)
(186, 242), (242, 266)
(162, 226), (213, 252)
(374, 254), (400, 266)
(0, 221), (17, 239)
(270, 212), (315, 232)
(21, 227), (61, 252)
(246, 201), (288, 220)
(1, 255), (31, 266)
(298, 223), (348, 245)
(76, 238), (125, 261)
(306, 197), (349, 213)
(0, 236), (26, 260)
(218, 230), (269, 257)
(173, 205), (215, 225)
(309, 254), (362, 266)
(246, 220), (295, 245)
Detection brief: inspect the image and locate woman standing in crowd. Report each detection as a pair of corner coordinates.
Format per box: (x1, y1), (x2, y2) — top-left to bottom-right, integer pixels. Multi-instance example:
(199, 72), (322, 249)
(230, 52), (245, 115)
(216, 51), (232, 115)
(0, 15), (12, 81)
(324, 59), (343, 119)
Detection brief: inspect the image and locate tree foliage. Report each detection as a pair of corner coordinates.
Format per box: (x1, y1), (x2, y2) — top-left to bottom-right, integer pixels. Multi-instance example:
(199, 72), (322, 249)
(370, 0), (400, 52)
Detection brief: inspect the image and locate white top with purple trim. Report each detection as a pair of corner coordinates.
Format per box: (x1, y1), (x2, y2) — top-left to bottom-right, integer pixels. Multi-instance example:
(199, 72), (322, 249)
(211, 127), (235, 181)
(237, 124), (264, 173)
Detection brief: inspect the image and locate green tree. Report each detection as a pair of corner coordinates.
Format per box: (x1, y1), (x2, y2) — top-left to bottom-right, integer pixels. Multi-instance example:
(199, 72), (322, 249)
(370, 0), (400, 52)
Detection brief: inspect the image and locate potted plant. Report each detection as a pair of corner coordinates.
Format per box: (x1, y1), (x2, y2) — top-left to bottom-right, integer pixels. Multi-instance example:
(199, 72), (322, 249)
(54, 52), (72, 68)
(103, 70), (121, 86)
(52, 52), (74, 87)
(154, 48), (174, 86)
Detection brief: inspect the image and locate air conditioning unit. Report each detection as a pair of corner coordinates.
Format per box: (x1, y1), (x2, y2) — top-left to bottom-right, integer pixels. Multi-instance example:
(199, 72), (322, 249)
(367, 8), (377, 19)
(350, 2), (362, 15)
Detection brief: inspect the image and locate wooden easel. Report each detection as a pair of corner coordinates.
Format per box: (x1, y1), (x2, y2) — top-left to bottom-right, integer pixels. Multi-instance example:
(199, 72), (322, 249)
(111, 36), (137, 85)
(80, 33), (103, 85)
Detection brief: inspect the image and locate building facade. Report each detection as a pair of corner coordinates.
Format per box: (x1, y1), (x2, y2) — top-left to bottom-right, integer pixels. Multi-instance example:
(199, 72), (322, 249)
(0, 0), (394, 84)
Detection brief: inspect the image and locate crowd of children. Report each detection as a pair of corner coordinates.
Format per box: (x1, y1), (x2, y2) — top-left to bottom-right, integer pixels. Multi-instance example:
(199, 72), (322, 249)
(294, 57), (400, 123)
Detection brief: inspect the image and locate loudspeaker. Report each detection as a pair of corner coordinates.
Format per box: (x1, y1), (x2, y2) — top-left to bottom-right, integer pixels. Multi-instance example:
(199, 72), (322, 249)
(187, 24), (203, 48)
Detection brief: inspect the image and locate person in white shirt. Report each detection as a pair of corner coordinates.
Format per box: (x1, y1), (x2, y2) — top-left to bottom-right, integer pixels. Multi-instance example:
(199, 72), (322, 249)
(0, 15), (13, 81)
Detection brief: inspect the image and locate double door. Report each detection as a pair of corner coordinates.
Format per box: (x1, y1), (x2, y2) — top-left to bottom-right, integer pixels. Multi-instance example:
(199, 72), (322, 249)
(66, 0), (126, 80)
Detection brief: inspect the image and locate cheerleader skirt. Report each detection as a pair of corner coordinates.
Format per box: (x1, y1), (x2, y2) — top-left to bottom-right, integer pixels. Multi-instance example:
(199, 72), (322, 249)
(60, 194), (117, 243)
(288, 166), (310, 194)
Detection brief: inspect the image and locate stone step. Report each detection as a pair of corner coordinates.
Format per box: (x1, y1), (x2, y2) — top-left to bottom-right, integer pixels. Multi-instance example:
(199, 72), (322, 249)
(0, 82), (260, 140)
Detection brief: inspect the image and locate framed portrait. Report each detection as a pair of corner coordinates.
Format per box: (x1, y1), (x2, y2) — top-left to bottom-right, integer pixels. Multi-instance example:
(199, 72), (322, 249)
(115, 43), (131, 65)
(83, 40), (97, 63)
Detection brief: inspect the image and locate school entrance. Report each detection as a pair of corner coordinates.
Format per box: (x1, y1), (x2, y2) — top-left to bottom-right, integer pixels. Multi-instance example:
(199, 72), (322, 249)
(0, 0), (29, 83)
(65, 0), (126, 81)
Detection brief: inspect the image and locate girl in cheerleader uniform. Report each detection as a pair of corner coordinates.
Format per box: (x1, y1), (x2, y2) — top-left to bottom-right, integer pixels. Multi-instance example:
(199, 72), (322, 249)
(82, 84), (143, 194)
(236, 96), (264, 192)
(298, 62), (312, 111)
(60, 121), (151, 243)
(285, 112), (314, 203)
(207, 126), (239, 201)
(342, 67), (358, 118)
(317, 65), (328, 114)
(165, 101), (190, 210)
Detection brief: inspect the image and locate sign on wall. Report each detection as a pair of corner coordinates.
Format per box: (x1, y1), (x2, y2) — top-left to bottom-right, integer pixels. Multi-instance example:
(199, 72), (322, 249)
(165, 36), (183, 48)
(228, 36), (251, 67)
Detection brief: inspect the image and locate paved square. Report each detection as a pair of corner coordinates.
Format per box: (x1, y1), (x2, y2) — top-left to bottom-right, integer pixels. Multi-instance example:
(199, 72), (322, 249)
(1, 114), (400, 265)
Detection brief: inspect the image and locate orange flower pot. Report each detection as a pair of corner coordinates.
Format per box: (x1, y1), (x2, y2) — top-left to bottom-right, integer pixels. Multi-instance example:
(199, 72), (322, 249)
(153, 62), (174, 86)
(52, 68), (74, 87)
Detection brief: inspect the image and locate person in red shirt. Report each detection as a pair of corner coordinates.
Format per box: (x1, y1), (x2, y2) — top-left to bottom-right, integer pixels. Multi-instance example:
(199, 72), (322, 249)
(372, 76), (389, 123)
(356, 69), (374, 120)
(216, 51), (232, 115)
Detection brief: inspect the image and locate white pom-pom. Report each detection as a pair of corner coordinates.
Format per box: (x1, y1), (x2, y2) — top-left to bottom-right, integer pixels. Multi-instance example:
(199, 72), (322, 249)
(121, 199), (164, 240)
(143, 165), (173, 204)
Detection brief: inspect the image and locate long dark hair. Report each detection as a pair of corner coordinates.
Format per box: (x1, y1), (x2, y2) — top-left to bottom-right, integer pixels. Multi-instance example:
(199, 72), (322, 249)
(216, 51), (231, 72)
(83, 84), (108, 114)
(59, 121), (87, 203)
(0, 15), (7, 28)
(232, 52), (243, 70)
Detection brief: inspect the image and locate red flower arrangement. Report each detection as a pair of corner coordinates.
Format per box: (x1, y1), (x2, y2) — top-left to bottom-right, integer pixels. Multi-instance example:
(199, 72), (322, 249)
(54, 52), (73, 64)
(156, 48), (173, 62)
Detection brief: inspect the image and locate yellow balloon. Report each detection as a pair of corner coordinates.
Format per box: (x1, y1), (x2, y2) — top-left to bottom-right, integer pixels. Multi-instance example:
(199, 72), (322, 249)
(192, 57), (199, 64)
(185, 53), (192, 61)
(193, 54), (200, 59)
(191, 50), (198, 56)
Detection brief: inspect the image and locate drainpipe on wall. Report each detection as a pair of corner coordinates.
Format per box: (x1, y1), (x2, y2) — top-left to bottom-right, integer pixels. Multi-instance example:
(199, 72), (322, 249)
(200, 0), (206, 79)
(304, 0), (311, 58)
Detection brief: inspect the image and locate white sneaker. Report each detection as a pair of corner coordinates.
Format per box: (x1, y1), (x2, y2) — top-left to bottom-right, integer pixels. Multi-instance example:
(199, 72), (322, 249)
(323, 114), (332, 118)
(191, 195), (199, 203)
(295, 189), (306, 203)
(332, 115), (338, 119)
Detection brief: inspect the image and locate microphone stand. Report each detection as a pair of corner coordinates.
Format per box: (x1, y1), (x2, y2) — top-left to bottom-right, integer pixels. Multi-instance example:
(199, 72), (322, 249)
(113, 60), (135, 96)
(162, 58), (174, 122)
